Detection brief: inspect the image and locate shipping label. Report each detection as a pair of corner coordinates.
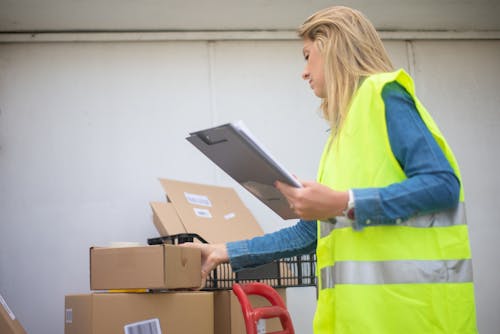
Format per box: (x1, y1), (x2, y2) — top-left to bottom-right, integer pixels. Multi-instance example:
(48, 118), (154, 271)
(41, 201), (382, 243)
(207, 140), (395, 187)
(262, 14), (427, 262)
(193, 207), (212, 218)
(65, 308), (72, 323)
(124, 318), (162, 334)
(184, 192), (212, 207)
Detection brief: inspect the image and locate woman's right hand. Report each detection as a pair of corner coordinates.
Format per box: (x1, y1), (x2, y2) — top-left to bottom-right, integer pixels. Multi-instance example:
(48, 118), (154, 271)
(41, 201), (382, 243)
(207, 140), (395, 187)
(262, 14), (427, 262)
(180, 242), (229, 289)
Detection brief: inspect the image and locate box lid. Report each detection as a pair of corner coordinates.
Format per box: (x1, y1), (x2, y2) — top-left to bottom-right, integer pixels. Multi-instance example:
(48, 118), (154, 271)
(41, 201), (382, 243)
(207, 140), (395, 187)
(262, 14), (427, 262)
(150, 202), (185, 236)
(158, 178), (264, 243)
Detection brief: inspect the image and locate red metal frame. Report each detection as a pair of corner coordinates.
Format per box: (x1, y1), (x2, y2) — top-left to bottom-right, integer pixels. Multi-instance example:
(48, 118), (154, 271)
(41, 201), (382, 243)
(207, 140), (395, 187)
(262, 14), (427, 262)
(232, 282), (295, 334)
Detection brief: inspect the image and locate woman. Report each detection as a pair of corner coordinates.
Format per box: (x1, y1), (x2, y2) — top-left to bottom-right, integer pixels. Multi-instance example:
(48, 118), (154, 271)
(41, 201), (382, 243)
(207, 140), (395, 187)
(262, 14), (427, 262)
(185, 6), (477, 333)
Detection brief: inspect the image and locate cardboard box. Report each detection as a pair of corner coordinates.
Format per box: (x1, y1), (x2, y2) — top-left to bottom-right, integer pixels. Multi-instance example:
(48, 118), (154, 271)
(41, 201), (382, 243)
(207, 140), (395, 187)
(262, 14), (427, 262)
(0, 294), (27, 334)
(150, 202), (185, 237)
(214, 289), (287, 334)
(153, 178), (265, 243)
(152, 179), (298, 288)
(90, 244), (201, 290)
(65, 292), (213, 334)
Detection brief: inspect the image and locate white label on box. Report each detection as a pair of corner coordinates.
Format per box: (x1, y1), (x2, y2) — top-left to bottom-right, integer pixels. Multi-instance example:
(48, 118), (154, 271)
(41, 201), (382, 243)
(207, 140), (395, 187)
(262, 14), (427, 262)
(257, 319), (266, 334)
(224, 212), (236, 220)
(0, 294), (15, 320)
(184, 192), (212, 207)
(193, 207), (212, 218)
(124, 318), (162, 334)
(65, 308), (73, 324)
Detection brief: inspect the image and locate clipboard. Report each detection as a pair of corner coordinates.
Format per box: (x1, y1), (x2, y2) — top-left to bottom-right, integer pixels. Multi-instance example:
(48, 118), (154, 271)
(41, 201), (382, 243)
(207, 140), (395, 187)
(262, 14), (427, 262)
(186, 121), (301, 220)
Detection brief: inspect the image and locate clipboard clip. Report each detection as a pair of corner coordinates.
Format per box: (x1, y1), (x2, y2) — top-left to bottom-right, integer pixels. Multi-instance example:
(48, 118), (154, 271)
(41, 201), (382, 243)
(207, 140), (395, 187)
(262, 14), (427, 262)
(196, 131), (228, 146)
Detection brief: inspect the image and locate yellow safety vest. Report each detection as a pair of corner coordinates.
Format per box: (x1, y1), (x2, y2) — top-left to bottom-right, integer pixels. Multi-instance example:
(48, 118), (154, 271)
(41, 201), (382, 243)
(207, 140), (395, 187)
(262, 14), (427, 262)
(313, 69), (477, 333)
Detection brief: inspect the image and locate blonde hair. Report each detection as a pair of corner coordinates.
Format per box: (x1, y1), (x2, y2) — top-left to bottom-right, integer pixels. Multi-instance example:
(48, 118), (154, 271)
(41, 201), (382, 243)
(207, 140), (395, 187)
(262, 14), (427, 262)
(298, 6), (394, 134)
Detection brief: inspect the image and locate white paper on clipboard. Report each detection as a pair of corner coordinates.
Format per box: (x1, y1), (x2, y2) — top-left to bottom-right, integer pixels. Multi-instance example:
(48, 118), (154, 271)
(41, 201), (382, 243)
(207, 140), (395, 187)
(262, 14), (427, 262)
(186, 121), (301, 220)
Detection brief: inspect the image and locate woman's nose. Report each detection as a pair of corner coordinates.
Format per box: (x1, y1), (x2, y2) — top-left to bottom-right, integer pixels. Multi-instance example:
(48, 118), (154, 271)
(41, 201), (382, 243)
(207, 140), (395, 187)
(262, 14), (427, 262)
(302, 69), (310, 80)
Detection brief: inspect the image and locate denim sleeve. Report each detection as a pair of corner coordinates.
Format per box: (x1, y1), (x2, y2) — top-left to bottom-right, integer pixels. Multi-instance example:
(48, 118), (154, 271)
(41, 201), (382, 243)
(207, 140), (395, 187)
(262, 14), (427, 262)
(226, 219), (317, 271)
(352, 81), (460, 229)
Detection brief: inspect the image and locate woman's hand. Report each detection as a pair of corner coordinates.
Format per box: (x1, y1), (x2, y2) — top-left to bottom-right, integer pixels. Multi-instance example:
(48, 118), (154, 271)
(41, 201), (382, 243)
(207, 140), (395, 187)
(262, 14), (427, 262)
(180, 242), (229, 289)
(275, 179), (349, 220)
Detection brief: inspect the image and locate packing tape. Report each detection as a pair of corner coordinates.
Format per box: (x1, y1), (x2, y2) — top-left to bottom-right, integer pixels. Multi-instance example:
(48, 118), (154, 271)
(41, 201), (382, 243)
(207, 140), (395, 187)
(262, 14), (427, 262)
(109, 241), (143, 248)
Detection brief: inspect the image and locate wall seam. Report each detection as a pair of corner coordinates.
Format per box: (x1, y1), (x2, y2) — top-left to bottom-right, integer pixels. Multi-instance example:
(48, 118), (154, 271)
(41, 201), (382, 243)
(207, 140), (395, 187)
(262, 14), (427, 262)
(405, 40), (416, 78)
(206, 40), (221, 184)
(207, 41), (217, 126)
(1, 30), (499, 43)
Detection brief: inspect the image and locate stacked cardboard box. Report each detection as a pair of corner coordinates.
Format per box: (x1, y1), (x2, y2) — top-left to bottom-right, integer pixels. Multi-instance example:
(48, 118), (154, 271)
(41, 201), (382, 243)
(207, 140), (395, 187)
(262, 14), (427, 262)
(65, 292), (213, 334)
(90, 244), (201, 290)
(152, 179), (298, 287)
(65, 178), (290, 334)
(67, 242), (211, 334)
(151, 178), (288, 333)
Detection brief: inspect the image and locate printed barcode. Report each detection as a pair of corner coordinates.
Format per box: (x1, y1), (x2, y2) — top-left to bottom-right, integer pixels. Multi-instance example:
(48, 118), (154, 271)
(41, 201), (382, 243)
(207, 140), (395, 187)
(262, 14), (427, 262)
(124, 318), (162, 334)
(184, 192), (212, 207)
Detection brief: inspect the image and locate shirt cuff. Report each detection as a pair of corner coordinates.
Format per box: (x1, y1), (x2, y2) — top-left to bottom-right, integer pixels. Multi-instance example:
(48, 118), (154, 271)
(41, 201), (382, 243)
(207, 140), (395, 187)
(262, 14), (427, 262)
(351, 188), (385, 230)
(226, 240), (251, 271)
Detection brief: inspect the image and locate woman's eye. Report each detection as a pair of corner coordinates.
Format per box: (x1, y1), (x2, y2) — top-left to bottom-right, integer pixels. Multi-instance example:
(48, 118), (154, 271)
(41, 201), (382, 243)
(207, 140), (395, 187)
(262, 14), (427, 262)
(304, 54), (309, 61)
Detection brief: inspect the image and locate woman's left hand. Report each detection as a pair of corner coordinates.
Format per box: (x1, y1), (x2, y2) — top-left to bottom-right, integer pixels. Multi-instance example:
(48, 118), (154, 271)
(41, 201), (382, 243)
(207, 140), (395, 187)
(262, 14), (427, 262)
(275, 179), (349, 220)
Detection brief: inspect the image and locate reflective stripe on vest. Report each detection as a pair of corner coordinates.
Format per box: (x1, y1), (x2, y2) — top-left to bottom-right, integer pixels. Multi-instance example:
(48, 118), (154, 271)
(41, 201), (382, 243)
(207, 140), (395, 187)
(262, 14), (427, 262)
(320, 258), (473, 289)
(320, 202), (466, 238)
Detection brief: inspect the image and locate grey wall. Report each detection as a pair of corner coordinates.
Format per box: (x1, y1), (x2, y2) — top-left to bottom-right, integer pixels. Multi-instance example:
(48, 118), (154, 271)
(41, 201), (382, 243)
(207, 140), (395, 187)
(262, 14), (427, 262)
(1, 36), (499, 334)
(1, 1), (499, 334)
(1, 0), (499, 31)
(0, 39), (325, 334)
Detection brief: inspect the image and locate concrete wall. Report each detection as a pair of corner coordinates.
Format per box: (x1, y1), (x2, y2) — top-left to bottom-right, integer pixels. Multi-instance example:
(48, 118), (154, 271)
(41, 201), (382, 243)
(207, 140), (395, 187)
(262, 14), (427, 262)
(1, 0), (499, 31)
(1, 2), (500, 333)
(1, 35), (499, 334)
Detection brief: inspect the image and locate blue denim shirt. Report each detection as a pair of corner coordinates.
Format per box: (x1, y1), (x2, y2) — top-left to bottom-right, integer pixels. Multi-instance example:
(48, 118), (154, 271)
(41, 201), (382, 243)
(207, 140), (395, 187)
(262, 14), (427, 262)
(227, 82), (460, 271)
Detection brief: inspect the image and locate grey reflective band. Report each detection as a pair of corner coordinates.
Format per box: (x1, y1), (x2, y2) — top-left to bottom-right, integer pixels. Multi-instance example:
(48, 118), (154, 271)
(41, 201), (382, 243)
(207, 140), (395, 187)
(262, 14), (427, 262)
(320, 217), (352, 236)
(320, 259), (473, 289)
(320, 202), (466, 238)
(398, 202), (466, 228)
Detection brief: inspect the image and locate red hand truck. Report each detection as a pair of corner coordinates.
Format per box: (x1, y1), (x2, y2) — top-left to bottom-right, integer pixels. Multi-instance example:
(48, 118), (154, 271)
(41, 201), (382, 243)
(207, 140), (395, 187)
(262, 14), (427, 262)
(232, 282), (295, 334)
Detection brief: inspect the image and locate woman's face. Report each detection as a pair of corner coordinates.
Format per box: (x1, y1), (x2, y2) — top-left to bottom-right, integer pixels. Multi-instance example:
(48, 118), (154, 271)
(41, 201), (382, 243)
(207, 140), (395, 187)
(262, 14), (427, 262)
(302, 39), (325, 98)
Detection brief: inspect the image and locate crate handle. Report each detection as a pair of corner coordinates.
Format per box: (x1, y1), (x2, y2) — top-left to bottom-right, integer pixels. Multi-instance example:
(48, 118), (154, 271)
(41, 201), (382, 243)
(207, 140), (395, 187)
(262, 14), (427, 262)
(147, 233), (209, 245)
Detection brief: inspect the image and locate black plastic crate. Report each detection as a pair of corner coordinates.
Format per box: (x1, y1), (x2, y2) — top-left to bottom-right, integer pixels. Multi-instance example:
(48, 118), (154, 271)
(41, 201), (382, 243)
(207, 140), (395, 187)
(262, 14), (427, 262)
(147, 233), (317, 290)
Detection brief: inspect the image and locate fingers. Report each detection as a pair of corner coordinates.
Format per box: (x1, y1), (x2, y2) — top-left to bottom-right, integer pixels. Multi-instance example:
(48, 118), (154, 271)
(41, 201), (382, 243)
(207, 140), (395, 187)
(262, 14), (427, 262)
(275, 181), (295, 210)
(180, 242), (211, 289)
(300, 180), (315, 187)
(275, 180), (296, 198)
(180, 242), (210, 259)
(182, 242), (230, 290)
(275, 179), (306, 208)
(199, 269), (208, 290)
(276, 179), (327, 219)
